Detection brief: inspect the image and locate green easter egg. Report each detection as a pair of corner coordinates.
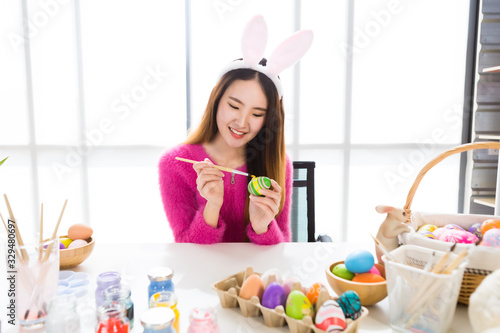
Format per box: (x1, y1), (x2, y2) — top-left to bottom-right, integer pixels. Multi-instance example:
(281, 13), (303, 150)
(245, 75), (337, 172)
(332, 264), (355, 280)
(285, 290), (314, 320)
(248, 176), (271, 196)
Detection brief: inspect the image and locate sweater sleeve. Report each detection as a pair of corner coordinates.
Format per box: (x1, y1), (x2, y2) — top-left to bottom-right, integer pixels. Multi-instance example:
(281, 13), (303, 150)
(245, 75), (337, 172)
(158, 146), (226, 244)
(247, 157), (293, 245)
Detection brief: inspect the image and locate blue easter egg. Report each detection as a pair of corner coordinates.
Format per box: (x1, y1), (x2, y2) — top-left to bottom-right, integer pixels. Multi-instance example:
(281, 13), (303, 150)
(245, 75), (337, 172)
(344, 250), (374, 274)
(337, 290), (362, 319)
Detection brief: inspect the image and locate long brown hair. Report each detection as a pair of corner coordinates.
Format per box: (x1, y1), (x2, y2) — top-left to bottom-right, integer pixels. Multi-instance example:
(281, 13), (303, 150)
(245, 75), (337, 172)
(185, 66), (287, 217)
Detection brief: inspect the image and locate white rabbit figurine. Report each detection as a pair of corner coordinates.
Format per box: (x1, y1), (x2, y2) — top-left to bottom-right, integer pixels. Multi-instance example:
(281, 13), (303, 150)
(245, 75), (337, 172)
(375, 205), (411, 263)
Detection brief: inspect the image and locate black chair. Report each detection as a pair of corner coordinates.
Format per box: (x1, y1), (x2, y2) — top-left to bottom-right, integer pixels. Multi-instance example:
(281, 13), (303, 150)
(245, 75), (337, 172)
(291, 161), (332, 243)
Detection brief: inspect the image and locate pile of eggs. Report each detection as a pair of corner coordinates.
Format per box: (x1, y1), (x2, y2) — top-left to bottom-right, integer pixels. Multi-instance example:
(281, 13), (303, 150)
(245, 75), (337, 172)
(332, 250), (386, 283)
(59, 223), (93, 250)
(416, 219), (500, 248)
(238, 268), (362, 332)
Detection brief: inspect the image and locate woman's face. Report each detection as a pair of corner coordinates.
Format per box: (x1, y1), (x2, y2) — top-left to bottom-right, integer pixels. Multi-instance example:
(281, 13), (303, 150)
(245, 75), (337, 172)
(216, 79), (267, 148)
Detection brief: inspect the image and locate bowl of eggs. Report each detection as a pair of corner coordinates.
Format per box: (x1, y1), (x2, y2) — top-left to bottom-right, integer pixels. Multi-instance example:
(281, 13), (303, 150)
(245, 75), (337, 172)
(325, 250), (387, 306)
(59, 223), (95, 269)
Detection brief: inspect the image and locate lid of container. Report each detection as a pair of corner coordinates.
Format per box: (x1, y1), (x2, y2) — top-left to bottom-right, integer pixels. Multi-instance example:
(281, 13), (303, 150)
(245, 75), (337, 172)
(97, 271), (121, 285)
(141, 307), (175, 329)
(147, 267), (174, 281)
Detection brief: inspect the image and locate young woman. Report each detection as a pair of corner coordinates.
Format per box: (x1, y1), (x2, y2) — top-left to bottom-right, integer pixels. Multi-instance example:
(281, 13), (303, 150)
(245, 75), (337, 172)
(158, 15), (312, 244)
(158, 66), (292, 244)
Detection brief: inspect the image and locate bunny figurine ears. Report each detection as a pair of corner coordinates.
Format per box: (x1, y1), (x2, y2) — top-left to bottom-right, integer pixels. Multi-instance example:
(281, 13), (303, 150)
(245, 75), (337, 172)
(218, 15), (313, 99)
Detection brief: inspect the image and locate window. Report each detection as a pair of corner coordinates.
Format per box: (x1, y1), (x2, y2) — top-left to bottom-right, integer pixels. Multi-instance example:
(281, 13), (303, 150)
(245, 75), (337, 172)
(0, 0), (471, 243)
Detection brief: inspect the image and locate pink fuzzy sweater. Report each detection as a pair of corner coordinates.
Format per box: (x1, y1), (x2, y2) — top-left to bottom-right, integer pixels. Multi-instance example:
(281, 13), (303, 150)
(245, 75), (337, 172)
(158, 144), (292, 244)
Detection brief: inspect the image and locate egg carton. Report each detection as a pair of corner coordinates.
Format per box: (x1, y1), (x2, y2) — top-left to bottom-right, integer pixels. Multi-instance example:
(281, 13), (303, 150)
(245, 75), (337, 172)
(211, 267), (368, 333)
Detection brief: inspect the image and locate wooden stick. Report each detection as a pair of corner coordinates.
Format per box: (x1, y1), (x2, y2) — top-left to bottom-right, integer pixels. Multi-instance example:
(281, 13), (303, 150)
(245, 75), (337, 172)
(43, 199), (67, 263)
(369, 233), (397, 263)
(38, 203), (44, 260)
(442, 249), (469, 274)
(175, 157), (255, 177)
(4, 194), (28, 261)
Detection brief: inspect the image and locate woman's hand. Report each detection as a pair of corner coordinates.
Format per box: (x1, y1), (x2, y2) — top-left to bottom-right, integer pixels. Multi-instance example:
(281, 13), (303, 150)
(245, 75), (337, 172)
(193, 158), (225, 209)
(249, 179), (282, 234)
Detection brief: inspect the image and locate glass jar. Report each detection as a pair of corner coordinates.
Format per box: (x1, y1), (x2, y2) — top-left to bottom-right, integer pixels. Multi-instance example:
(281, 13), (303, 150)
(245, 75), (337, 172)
(149, 291), (179, 332)
(96, 301), (129, 333)
(104, 283), (134, 329)
(45, 294), (81, 333)
(147, 267), (174, 302)
(187, 307), (220, 333)
(141, 307), (176, 333)
(95, 271), (121, 308)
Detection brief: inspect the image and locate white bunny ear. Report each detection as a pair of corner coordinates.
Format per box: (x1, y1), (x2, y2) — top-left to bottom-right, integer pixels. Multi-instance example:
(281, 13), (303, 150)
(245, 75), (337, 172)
(241, 15), (268, 66)
(266, 30), (313, 76)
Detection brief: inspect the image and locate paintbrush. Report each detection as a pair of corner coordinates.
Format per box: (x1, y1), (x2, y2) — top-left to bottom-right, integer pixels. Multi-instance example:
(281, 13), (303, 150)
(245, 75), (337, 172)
(175, 157), (255, 178)
(369, 233), (397, 263)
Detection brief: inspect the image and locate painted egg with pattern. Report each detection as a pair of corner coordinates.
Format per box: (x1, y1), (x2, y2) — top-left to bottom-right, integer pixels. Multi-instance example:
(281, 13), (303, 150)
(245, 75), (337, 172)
(469, 222), (483, 240)
(337, 290), (362, 319)
(315, 300), (346, 332)
(438, 229), (478, 244)
(248, 177), (271, 196)
(444, 224), (465, 231)
(418, 230), (436, 239)
(481, 219), (500, 235)
(418, 224), (438, 233)
(285, 290), (314, 320)
(480, 229), (500, 248)
(306, 282), (326, 305)
(433, 227), (447, 239)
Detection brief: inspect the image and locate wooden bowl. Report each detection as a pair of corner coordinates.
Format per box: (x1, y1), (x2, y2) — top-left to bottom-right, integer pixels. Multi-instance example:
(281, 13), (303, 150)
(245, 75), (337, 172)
(325, 261), (387, 306)
(59, 236), (95, 269)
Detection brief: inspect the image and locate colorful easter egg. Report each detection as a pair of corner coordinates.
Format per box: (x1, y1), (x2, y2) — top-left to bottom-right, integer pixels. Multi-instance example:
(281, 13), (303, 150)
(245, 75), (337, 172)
(418, 224), (438, 233)
(352, 273), (385, 283)
(438, 229), (479, 244)
(59, 237), (73, 249)
(306, 282), (326, 305)
(67, 239), (88, 249)
(469, 223), (483, 240)
(68, 223), (93, 240)
(58, 241), (66, 249)
(261, 282), (287, 309)
(481, 219), (500, 235)
(433, 227), (447, 239)
(239, 274), (264, 300)
(337, 290), (362, 320)
(247, 176), (271, 196)
(444, 224), (465, 231)
(367, 265), (382, 276)
(418, 230), (436, 239)
(315, 300), (346, 332)
(286, 290), (314, 320)
(345, 250), (375, 274)
(332, 264), (355, 280)
(480, 229), (500, 248)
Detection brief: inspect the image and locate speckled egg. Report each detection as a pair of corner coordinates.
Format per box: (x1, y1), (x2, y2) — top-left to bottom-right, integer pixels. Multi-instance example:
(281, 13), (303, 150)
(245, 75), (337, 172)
(315, 300), (346, 332)
(481, 219), (500, 235)
(247, 176), (271, 196)
(480, 229), (500, 248)
(337, 290), (362, 319)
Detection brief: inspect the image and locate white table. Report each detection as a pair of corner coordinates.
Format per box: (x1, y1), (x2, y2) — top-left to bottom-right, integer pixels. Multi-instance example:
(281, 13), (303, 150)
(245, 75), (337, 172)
(5, 242), (472, 332)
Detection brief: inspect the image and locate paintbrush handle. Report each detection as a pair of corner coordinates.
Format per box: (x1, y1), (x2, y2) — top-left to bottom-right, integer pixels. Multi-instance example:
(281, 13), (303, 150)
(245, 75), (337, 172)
(442, 249), (468, 274)
(175, 157), (250, 177)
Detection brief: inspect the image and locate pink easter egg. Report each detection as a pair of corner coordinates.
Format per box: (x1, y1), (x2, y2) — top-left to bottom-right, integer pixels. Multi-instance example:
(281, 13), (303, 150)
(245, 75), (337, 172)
(438, 229), (478, 244)
(480, 229), (500, 249)
(432, 227), (447, 239)
(367, 265), (381, 277)
(67, 239), (88, 249)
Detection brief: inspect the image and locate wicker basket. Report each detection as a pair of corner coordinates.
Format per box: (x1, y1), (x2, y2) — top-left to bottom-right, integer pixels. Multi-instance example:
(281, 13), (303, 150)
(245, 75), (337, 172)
(400, 141), (500, 305)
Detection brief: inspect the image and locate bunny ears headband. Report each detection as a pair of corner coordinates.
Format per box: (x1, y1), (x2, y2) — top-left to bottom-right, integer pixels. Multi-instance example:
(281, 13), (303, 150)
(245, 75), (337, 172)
(218, 15), (314, 99)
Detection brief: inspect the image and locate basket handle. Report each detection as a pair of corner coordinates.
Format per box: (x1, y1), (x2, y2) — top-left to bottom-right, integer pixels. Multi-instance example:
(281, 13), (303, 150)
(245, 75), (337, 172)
(404, 141), (500, 220)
